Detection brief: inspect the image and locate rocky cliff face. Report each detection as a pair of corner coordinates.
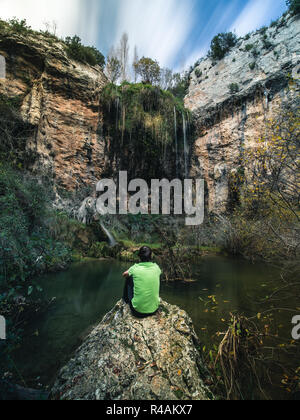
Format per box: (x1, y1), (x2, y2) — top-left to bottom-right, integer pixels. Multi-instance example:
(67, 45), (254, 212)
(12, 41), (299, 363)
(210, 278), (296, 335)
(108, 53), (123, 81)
(51, 300), (212, 400)
(0, 29), (107, 191)
(0, 28), (190, 197)
(1, 13), (299, 213)
(185, 13), (300, 213)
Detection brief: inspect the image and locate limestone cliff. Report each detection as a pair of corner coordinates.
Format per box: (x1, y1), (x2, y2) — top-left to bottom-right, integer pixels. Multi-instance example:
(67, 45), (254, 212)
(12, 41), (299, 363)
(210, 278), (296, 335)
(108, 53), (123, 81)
(0, 27), (191, 196)
(0, 28), (107, 191)
(51, 300), (212, 401)
(185, 13), (300, 212)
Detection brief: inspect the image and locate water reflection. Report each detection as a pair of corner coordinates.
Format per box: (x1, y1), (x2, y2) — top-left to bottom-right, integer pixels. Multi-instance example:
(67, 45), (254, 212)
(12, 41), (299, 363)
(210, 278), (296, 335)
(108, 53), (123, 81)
(13, 256), (294, 393)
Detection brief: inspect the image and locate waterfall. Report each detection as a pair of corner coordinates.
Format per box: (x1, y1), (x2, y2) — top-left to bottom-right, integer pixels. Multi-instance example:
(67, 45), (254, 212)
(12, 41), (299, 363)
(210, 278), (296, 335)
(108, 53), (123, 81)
(174, 107), (179, 178)
(182, 113), (189, 178)
(115, 97), (120, 129)
(100, 223), (117, 247)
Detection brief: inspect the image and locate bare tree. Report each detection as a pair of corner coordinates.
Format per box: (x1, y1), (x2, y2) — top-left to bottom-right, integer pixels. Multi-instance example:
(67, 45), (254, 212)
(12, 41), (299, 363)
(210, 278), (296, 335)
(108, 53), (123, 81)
(43, 20), (57, 36)
(160, 68), (174, 90)
(105, 47), (121, 83)
(133, 45), (139, 83)
(119, 32), (130, 82)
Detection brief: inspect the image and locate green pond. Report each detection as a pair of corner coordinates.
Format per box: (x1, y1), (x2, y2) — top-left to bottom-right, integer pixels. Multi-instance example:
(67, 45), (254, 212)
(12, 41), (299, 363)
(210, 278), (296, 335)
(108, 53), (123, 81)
(13, 256), (299, 399)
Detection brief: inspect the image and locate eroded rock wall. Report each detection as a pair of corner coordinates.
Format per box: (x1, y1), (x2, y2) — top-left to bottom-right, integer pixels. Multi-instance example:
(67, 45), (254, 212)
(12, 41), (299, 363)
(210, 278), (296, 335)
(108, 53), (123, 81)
(185, 13), (300, 212)
(0, 29), (107, 191)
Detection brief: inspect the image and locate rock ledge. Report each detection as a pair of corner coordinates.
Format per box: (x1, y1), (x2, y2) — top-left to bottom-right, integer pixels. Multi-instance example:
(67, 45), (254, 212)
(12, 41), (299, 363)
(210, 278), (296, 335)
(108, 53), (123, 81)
(51, 300), (212, 400)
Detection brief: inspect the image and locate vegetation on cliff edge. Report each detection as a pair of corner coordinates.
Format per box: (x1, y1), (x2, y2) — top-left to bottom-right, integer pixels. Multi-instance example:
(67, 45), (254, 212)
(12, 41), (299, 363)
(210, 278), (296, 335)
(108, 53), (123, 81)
(0, 18), (105, 69)
(101, 82), (192, 180)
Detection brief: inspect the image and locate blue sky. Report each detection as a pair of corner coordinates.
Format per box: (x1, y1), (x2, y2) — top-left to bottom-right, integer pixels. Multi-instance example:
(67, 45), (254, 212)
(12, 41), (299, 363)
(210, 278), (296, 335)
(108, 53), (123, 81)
(0, 0), (287, 70)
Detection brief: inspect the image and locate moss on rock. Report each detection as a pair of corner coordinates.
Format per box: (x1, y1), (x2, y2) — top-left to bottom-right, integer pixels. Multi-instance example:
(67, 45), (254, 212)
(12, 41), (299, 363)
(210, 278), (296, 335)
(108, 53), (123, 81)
(101, 82), (192, 181)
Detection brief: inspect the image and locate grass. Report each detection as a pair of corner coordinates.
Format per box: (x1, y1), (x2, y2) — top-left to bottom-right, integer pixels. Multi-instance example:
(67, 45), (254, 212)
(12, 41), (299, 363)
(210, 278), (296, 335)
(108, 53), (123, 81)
(120, 239), (163, 250)
(198, 246), (223, 254)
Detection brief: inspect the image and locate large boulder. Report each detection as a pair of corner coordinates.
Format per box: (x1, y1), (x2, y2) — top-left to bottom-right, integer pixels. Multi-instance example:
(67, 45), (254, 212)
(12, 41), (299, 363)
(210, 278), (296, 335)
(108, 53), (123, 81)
(51, 300), (213, 400)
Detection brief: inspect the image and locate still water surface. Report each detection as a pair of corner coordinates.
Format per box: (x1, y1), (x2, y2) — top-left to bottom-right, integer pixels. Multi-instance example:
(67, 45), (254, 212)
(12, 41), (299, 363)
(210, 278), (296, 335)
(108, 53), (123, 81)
(13, 257), (298, 398)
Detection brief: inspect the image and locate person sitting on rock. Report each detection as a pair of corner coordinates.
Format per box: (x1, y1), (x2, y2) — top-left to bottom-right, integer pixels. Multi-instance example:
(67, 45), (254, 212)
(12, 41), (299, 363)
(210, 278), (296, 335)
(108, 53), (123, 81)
(122, 246), (161, 318)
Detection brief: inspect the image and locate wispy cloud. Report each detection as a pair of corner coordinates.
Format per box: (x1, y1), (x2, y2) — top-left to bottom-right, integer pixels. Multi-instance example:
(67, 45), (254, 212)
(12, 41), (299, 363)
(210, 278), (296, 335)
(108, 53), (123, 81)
(0, 0), (287, 70)
(230, 0), (282, 36)
(183, 0), (241, 69)
(0, 0), (196, 67)
(0, 0), (80, 37)
(0, 0), (102, 45)
(112, 0), (196, 68)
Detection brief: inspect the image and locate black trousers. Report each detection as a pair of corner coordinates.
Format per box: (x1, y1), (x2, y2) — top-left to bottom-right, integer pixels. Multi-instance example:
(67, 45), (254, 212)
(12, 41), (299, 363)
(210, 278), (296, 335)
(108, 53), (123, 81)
(123, 276), (134, 305)
(123, 276), (158, 319)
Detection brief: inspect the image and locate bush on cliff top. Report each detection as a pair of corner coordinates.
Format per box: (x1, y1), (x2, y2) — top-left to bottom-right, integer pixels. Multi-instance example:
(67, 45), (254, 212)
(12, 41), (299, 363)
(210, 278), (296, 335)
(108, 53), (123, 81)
(101, 82), (191, 180)
(5, 18), (32, 34)
(65, 35), (105, 68)
(208, 32), (238, 61)
(0, 18), (105, 69)
(286, 0), (300, 15)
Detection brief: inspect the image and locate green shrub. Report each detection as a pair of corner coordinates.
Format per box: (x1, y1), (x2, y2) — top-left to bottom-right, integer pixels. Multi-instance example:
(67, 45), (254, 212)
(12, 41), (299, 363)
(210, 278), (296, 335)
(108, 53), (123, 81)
(101, 83), (191, 181)
(252, 48), (260, 58)
(229, 83), (239, 94)
(249, 62), (256, 70)
(133, 57), (161, 85)
(208, 32), (238, 61)
(168, 72), (190, 100)
(7, 18), (31, 34)
(0, 19), (6, 31)
(262, 39), (274, 50)
(195, 69), (202, 79)
(64, 36), (105, 68)
(0, 93), (22, 112)
(119, 250), (139, 263)
(88, 242), (112, 258)
(0, 94), (36, 166)
(0, 164), (71, 292)
(0, 165), (73, 380)
(245, 44), (254, 52)
(270, 20), (278, 28)
(259, 26), (268, 35)
(286, 0), (300, 15)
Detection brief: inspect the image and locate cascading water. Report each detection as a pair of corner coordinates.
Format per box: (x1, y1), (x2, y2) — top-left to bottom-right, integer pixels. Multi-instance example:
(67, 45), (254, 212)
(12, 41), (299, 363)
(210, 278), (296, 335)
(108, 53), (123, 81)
(115, 97), (120, 129)
(174, 107), (179, 178)
(182, 113), (189, 178)
(100, 223), (117, 247)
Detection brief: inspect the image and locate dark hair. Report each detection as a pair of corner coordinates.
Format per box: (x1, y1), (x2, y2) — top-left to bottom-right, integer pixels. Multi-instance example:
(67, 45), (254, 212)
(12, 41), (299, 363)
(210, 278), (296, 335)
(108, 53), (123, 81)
(138, 246), (152, 262)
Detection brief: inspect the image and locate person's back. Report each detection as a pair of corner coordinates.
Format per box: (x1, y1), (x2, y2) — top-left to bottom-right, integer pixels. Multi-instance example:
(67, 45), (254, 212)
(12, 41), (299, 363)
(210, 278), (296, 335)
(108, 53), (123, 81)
(129, 261), (161, 314)
(123, 247), (161, 318)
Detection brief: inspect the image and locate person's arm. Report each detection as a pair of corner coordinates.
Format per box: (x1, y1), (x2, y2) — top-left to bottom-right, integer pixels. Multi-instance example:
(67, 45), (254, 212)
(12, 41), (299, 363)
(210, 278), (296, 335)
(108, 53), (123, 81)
(122, 270), (130, 278)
